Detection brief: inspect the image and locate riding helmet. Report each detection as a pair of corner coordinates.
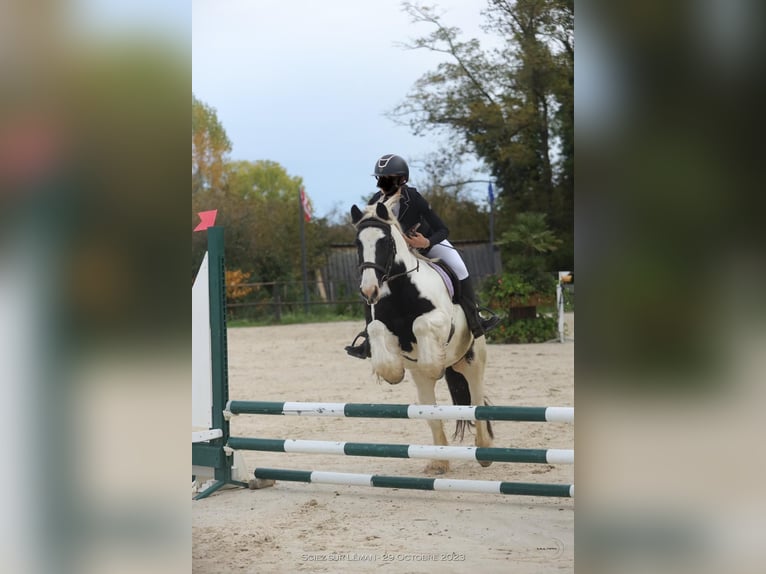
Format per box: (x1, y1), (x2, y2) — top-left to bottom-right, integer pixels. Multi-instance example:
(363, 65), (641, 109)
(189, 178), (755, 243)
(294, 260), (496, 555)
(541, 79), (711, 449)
(373, 154), (409, 181)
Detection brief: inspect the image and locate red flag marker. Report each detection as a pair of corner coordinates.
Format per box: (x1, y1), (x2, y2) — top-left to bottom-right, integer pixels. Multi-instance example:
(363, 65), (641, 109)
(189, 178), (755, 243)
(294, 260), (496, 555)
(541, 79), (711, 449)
(194, 210), (218, 232)
(300, 186), (312, 222)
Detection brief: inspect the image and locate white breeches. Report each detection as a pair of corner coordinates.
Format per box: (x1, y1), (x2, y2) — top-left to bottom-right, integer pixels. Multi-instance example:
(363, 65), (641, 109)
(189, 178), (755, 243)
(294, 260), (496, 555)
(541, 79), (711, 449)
(426, 240), (469, 280)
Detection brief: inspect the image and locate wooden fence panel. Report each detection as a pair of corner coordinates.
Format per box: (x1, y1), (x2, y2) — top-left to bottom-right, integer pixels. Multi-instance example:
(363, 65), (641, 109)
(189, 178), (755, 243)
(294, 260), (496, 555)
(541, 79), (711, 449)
(225, 242), (502, 320)
(323, 242), (502, 292)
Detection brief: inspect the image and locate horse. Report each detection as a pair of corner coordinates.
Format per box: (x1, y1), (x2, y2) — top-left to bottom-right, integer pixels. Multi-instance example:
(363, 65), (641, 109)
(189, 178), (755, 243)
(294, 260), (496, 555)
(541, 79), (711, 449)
(350, 200), (494, 474)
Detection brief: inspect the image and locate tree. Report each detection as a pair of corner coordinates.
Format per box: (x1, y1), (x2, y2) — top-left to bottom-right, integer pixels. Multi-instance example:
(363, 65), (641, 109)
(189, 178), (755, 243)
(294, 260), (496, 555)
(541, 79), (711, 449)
(390, 1), (573, 269)
(484, 0), (573, 267)
(191, 96), (345, 299)
(227, 159), (300, 202)
(192, 93), (231, 195)
(415, 153), (491, 240)
(498, 211), (561, 290)
(223, 160), (311, 280)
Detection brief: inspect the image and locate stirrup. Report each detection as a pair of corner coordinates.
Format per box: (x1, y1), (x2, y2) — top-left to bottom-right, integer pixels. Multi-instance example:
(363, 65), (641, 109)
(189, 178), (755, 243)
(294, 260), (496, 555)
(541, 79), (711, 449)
(344, 331), (370, 359)
(479, 308), (501, 333)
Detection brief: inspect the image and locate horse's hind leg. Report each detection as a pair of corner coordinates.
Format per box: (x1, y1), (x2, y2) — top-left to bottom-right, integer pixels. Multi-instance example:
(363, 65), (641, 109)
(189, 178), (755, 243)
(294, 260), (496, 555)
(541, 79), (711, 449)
(410, 371), (450, 475)
(450, 339), (493, 466)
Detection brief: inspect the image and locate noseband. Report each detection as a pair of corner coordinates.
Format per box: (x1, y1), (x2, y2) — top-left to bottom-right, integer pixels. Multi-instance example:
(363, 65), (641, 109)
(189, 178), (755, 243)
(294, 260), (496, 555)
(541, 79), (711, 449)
(356, 218), (419, 283)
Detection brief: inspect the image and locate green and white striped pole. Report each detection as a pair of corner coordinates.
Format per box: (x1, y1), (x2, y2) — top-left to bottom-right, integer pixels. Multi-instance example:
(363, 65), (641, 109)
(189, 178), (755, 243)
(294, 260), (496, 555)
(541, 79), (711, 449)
(228, 437), (573, 465)
(227, 401), (573, 423)
(253, 468), (574, 498)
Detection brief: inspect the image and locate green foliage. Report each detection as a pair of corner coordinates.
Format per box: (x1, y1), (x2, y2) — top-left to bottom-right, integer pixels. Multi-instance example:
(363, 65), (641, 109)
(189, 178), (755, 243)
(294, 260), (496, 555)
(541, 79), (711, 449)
(498, 211), (561, 291)
(392, 1), (573, 270)
(402, 152), (491, 240)
(422, 187), (490, 241)
(480, 210), (561, 345)
(482, 271), (556, 307)
(192, 94), (231, 194)
(227, 159), (298, 202)
(190, 94), (363, 300)
(192, 153), (342, 286)
(487, 315), (558, 344)
(501, 212), (562, 257)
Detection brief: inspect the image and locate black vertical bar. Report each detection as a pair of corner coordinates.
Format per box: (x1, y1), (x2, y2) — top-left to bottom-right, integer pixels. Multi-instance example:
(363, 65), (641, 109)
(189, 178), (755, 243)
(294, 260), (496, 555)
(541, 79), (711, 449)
(299, 188), (309, 313)
(489, 187), (496, 275)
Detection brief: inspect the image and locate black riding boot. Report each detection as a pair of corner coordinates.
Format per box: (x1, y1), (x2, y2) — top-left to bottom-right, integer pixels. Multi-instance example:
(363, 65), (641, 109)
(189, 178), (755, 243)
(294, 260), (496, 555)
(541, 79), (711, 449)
(459, 278), (500, 338)
(345, 305), (372, 359)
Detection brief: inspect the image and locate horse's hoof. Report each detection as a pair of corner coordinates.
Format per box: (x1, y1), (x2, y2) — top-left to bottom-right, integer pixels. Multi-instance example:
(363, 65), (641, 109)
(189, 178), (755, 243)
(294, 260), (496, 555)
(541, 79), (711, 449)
(380, 371), (404, 384)
(478, 460), (493, 468)
(424, 461), (449, 475)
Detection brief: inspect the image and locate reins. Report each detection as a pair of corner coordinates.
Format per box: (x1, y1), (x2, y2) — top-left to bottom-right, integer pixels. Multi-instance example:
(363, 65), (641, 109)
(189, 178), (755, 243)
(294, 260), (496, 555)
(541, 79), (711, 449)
(384, 259), (419, 282)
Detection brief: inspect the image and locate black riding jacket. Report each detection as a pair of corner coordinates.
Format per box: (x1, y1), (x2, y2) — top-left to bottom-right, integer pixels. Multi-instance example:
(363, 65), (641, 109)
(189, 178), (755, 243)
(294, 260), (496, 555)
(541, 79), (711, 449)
(368, 186), (449, 251)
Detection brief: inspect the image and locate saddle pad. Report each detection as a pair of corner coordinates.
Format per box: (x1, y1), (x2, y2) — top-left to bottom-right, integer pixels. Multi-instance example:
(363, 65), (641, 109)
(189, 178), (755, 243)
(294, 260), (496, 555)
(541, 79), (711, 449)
(426, 260), (455, 300)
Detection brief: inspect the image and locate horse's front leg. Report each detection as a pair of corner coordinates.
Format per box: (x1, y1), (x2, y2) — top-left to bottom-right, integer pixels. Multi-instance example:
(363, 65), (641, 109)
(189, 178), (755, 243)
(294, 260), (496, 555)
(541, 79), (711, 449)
(368, 319), (404, 384)
(411, 311), (450, 380)
(410, 371), (450, 475)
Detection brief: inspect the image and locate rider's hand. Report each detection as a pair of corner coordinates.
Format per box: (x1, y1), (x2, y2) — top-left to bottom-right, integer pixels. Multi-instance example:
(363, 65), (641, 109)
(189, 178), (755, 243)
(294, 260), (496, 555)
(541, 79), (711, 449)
(405, 232), (429, 250)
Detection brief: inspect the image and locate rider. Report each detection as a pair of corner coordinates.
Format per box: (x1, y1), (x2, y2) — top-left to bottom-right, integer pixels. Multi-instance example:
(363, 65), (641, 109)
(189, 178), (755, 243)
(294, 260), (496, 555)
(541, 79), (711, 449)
(345, 153), (500, 359)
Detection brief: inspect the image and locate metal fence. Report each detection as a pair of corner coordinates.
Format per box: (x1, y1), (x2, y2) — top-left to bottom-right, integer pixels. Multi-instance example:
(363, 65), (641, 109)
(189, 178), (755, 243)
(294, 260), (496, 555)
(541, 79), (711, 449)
(226, 279), (364, 322)
(226, 241), (502, 322)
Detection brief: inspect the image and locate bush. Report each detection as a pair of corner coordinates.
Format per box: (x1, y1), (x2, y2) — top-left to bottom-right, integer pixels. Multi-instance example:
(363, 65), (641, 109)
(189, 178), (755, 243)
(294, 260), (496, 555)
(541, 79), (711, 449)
(482, 272), (556, 308)
(225, 269), (256, 300)
(487, 314), (558, 344)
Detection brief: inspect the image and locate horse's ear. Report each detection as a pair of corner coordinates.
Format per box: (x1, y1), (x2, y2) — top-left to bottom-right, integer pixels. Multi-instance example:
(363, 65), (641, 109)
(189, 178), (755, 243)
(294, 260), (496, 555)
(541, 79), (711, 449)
(350, 204), (363, 225)
(375, 202), (389, 220)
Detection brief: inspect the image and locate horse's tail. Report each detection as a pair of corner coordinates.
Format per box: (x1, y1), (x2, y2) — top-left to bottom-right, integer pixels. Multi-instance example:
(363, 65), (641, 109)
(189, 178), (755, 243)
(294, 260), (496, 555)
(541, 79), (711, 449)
(444, 367), (494, 442)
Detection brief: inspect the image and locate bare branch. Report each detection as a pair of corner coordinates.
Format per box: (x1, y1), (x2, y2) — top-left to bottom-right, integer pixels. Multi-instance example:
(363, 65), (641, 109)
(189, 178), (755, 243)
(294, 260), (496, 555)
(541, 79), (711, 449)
(401, 2), (498, 107)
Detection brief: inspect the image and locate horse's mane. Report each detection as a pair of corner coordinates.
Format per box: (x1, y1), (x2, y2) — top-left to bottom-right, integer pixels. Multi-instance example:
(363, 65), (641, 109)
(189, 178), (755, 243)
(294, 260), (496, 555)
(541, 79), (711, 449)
(408, 240), (438, 265)
(358, 202), (436, 265)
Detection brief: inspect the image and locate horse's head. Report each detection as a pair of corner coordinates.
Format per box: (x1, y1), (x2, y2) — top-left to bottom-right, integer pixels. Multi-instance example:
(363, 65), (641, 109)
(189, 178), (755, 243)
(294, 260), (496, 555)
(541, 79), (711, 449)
(350, 202), (403, 304)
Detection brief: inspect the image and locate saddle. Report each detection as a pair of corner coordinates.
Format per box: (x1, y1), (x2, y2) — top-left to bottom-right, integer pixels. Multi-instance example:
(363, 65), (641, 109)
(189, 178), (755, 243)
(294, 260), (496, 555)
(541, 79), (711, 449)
(426, 259), (460, 303)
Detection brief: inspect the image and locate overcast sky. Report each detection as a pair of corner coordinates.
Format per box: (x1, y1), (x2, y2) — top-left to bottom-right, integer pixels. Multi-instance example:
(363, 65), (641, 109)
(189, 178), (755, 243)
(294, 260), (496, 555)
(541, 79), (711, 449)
(192, 0), (498, 219)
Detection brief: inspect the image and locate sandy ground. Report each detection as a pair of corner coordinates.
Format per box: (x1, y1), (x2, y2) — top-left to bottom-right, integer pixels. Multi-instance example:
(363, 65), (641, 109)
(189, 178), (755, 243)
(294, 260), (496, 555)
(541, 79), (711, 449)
(193, 316), (574, 573)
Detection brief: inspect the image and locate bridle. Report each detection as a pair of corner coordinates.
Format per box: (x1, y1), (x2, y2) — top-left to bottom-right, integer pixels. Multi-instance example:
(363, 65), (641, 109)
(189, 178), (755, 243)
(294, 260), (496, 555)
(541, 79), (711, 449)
(356, 217), (419, 284)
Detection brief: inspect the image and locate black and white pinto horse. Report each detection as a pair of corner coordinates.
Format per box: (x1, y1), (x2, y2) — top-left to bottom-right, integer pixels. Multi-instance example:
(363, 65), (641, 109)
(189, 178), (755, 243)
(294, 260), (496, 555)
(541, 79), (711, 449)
(351, 200), (493, 474)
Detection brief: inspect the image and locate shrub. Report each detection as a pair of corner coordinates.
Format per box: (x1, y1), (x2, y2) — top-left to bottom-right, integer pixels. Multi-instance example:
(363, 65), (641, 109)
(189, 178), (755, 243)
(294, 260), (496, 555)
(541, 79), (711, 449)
(482, 272), (556, 309)
(487, 314), (557, 344)
(225, 269), (255, 300)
